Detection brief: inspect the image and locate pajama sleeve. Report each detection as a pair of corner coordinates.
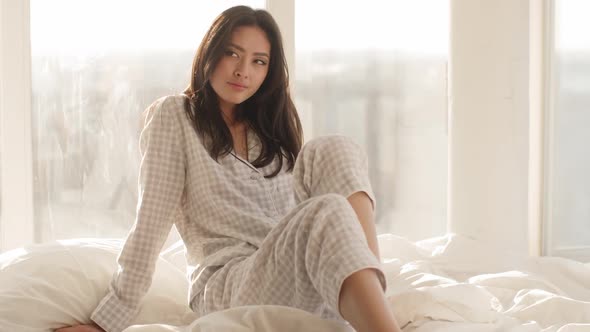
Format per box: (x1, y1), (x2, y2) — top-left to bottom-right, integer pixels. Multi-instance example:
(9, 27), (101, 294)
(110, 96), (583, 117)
(90, 97), (186, 332)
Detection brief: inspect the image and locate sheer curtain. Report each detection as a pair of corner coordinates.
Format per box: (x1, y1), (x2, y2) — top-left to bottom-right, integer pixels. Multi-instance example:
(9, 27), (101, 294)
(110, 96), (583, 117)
(29, 0), (450, 244)
(294, 0), (449, 240)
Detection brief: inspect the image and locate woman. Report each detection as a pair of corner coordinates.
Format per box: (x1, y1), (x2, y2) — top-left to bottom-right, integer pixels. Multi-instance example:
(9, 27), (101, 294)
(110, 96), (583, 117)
(57, 5), (400, 332)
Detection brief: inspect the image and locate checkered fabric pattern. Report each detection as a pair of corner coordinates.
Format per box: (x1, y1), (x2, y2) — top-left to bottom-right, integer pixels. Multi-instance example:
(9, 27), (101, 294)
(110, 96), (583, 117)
(91, 95), (384, 332)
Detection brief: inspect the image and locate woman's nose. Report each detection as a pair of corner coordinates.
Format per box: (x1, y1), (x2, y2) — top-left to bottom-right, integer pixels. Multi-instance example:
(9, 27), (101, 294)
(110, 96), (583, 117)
(234, 61), (248, 79)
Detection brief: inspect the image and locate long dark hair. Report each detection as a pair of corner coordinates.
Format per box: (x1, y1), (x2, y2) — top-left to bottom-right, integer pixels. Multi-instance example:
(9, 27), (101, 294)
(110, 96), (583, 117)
(183, 6), (302, 178)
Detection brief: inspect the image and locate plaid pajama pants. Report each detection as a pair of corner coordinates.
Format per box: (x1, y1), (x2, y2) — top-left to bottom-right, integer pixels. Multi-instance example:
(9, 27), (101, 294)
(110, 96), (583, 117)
(190, 135), (386, 321)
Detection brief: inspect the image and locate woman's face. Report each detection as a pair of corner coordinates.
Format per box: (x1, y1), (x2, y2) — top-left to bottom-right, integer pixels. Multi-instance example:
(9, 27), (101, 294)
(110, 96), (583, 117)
(210, 25), (271, 113)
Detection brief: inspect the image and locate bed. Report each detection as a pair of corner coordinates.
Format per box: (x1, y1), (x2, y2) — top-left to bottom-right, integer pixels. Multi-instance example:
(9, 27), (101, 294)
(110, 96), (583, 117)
(1, 234), (589, 331)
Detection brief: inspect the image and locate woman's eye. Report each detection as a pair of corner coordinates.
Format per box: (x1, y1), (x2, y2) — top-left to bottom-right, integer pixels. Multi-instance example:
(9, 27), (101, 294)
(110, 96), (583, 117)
(225, 50), (238, 57)
(255, 59), (267, 65)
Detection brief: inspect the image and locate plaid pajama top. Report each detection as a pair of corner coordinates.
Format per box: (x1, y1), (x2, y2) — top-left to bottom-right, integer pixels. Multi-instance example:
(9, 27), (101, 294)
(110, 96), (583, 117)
(90, 95), (297, 331)
(90, 94), (383, 332)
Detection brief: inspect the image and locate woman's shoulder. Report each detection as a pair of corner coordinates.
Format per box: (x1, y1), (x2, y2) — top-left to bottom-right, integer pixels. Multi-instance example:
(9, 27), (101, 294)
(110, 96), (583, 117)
(140, 95), (191, 152)
(147, 94), (189, 115)
(142, 94), (190, 125)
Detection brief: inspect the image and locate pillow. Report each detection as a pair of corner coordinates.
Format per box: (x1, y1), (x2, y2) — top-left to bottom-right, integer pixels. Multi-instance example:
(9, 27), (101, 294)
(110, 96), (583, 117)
(123, 305), (353, 332)
(0, 238), (197, 332)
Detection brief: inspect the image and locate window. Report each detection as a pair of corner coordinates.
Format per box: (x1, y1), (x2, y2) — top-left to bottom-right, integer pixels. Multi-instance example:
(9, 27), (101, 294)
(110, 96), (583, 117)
(544, 0), (590, 261)
(295, 0), (449, 240)
(30, 0), (265, 242)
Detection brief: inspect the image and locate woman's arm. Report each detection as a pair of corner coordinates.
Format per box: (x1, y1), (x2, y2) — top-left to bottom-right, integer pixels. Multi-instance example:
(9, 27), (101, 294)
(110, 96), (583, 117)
(89, 97), (187, 332)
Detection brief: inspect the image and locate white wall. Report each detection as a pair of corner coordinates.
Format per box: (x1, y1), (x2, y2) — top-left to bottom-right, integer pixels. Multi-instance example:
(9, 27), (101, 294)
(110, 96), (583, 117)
(0, 0), (35, 250)
(448, 0), (532, 255)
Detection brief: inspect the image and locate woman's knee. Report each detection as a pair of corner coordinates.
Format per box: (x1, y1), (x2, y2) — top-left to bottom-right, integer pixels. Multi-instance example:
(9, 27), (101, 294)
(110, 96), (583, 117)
(306, 194), (355, 223)
(299, 135), (360, 158)
(294, 136), (367, 200)
(313, 192), (348, 205)
(292, 194), (350, 228)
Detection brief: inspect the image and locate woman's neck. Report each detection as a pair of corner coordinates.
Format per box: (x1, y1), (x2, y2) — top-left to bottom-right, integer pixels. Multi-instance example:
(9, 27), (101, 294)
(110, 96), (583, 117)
(220, 105), (248, 160)
(229, 121), (249, 161)
(220, 106), (248, 134)
(223, 115), (245, 132)
(219, 101), (239, 124)
(221, 109), (235, 125)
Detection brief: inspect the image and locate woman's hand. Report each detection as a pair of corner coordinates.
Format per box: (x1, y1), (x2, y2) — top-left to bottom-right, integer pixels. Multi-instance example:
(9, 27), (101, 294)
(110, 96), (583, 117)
(55, 324), (105, 332)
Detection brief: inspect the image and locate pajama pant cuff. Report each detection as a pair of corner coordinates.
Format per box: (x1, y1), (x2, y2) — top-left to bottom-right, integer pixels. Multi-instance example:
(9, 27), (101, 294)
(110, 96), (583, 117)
(328, 252), (386, 320)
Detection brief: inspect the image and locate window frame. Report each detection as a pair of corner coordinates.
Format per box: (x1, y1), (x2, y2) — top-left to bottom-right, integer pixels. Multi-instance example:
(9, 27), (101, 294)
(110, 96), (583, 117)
(542, 0), (590, 262)
(0, 0), (35, 251)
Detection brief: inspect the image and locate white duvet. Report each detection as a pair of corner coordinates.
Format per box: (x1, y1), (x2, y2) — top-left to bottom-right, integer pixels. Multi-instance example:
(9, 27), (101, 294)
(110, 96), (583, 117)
(0, 234), (589, 331)
(379, 234), (590, 331)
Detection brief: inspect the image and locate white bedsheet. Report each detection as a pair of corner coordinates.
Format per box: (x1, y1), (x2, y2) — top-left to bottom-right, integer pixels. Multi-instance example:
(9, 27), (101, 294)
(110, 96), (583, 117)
(1, 234), (589, 331)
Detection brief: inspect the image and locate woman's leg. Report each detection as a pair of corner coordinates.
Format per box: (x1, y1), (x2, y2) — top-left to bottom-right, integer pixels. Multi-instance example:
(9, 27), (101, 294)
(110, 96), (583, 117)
(293, 136), (380, 258)
(347, 191), (380, 260)
(343, 193), (401, 331)
(339, 270), (401, 332)
(293, 135), (401, 331)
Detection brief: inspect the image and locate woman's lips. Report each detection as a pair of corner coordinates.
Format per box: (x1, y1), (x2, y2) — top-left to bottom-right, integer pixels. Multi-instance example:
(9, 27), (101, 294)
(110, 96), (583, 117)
(228, 82), (247, 90)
